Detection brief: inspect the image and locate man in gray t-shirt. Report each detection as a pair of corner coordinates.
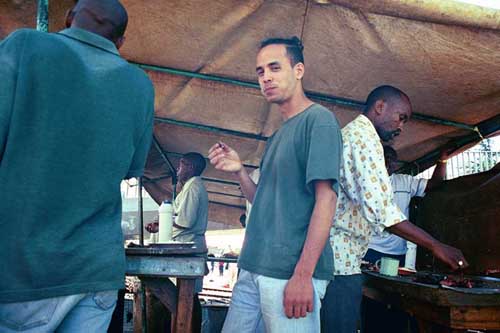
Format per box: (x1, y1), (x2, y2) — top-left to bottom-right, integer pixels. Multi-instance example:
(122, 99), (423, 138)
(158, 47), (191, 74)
(209, 36), (342, 333)
(173, 153), (209, 254)
(146, 152), (208, 332)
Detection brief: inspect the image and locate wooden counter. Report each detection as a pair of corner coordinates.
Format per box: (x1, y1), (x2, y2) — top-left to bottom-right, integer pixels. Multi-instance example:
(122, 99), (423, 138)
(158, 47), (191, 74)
(363, 271), (500, 332)
(126, 244), (206, 333)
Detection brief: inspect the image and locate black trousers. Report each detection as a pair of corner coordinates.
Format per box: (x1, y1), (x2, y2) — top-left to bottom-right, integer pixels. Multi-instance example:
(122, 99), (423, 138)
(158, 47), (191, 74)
(320, 274), (364, 333)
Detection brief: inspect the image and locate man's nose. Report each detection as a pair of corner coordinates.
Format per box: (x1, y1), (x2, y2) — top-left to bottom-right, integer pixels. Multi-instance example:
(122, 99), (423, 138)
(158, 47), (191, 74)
(398, 121), (405, 132)
(263, 70), (273, 82)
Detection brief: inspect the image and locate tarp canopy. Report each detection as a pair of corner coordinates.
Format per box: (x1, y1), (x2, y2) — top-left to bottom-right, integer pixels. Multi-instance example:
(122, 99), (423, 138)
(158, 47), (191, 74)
(2, 0), (499, 227)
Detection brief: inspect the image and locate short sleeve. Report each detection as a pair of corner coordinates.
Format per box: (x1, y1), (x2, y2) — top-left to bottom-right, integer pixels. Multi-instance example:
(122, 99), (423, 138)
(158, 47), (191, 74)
(305, 117), (343, 194)
(125, 86), (154, 179)
(411, 177), (428, 197)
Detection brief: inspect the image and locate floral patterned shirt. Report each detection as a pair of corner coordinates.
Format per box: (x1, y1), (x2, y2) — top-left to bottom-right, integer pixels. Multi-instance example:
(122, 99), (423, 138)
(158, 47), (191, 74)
(330, 115), (406, 275)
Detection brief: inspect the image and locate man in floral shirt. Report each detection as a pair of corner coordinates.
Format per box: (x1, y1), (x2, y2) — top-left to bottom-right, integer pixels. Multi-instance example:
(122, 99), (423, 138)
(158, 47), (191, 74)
(320, 85), (468, 333)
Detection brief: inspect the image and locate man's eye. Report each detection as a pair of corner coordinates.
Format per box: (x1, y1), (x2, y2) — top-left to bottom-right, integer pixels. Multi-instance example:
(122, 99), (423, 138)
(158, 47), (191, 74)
(271, 66), (280, 71)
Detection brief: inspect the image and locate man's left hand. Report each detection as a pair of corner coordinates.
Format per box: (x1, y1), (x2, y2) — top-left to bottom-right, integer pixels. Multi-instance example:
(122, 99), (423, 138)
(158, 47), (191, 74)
(283, 274), (314, 319)
(145, 222), (159, 233)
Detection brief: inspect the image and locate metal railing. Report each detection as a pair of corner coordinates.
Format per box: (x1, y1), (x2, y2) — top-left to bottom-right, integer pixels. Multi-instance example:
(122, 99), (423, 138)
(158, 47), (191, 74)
(417, 150), (500, 180)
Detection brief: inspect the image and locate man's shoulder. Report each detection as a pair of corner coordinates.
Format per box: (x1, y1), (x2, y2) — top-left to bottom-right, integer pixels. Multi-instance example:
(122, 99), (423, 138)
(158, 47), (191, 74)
(342, 115), (378, 141)
(2, 28), (40, 47)
(308, 103), (331, 114)
(189, 177), (208, 195)
(392, 173), (420, 189)
(126, 65), (154, 90)
(305, 104), (338, 124)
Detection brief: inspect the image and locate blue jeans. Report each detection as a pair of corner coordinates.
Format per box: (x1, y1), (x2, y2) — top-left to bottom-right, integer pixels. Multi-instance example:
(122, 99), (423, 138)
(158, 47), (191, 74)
(0, 290), (117, 332)
(222, 269), (329, 333)
(320, 274), (364, 333)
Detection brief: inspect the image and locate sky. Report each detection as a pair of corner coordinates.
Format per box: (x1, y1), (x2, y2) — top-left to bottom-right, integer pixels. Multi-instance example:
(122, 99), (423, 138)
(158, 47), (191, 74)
(453, 0), (500, 10)
(490, 136), (500, 151)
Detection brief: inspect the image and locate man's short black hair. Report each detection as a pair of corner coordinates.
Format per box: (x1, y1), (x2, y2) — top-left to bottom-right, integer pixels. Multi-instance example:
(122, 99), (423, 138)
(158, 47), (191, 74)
(364, 85), (409, 113)
(183, 152), (206, 176)
(260, 36), (304, 66)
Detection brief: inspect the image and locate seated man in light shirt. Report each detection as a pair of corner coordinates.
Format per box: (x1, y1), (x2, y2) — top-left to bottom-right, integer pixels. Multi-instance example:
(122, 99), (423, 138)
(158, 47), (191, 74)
(364, 145), (449, 265)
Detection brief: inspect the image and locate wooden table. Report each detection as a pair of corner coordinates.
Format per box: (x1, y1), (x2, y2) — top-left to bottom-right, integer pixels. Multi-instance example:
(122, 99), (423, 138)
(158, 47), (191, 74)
(126, 244), (206, 333)
(363, 271), (500, 333)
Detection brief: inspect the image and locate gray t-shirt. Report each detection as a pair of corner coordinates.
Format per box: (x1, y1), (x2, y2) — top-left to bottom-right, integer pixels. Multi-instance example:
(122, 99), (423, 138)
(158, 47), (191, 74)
(238, 104), (342, 280)
(173, 176), (209, 252)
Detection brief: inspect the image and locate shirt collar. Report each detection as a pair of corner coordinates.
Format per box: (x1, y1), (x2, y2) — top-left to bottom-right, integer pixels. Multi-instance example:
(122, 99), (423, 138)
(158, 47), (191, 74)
(58, 28), (120, 56)
(178, 176), (201, 195)
(356, 114), (379, 137)
(183, 176), (201, 189)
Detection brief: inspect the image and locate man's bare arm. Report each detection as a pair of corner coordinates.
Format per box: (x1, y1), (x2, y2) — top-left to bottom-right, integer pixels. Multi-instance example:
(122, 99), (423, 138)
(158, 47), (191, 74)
(283, 180), (337, 318)
(388, 221), (468, 270)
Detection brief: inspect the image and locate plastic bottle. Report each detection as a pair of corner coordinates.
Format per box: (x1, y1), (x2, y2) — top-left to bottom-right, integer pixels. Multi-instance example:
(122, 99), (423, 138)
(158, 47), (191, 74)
(404, 241), (417, 270)
(158, 200), (173, 242)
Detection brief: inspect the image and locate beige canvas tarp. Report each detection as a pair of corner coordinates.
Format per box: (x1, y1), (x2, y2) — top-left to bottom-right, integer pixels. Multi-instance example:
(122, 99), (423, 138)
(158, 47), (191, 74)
(1, 0), (499, 227)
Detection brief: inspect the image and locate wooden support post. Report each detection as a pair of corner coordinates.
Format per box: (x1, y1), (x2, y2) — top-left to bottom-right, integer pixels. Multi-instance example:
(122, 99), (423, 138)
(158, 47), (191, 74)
(172, 279), (195, 333)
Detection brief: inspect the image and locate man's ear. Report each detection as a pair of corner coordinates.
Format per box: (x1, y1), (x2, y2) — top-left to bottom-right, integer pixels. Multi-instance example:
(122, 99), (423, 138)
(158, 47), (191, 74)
(294, 62), (305, 80)
(374, 100), (385, 116)
(65, 8), (75, 28)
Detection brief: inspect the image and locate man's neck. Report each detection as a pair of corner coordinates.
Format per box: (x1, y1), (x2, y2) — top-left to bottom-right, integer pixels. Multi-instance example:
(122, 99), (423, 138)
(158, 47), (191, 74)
(277, 90), (314, 121)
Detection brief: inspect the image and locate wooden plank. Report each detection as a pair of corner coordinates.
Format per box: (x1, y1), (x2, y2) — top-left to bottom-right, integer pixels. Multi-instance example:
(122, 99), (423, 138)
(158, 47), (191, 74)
(146, 288), (170, 332)
(172, 279), (195, 333)
(450, 306), (500, 330)
(133, 289), (144, 333)
(364, 285), (500, 331)
(364, 286), (452, 327)
(144, 277), (178, 314)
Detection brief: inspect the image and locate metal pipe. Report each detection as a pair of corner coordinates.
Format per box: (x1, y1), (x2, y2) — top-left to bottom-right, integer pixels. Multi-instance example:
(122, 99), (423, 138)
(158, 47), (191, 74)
(134, 61), (477, 131)
(36, 0), (49, 32)
(161, 150), (258, 169)
(156, 114), (477, 142)
(399, 114), (500, 174)
(152, 135), (177, 200)
(144, 175), (242, 187)
(155, 117), (268, 141)
(209, 200), (246, 209)
(411, 113), (476, 131)
(142, 175), (172, 184)
(207, 190), (245, 199)
(202, 177), (240, 186)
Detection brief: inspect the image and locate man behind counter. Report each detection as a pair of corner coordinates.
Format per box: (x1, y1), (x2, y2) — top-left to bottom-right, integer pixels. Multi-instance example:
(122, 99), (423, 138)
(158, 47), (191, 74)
(321, 85), (468, 333)
(146, 152), (208, 332)
(364, 145), (450, 265)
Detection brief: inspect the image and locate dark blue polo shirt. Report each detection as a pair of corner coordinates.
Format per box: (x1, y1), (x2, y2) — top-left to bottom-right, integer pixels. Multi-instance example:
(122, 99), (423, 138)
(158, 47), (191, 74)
(0, 28), (154, 302)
